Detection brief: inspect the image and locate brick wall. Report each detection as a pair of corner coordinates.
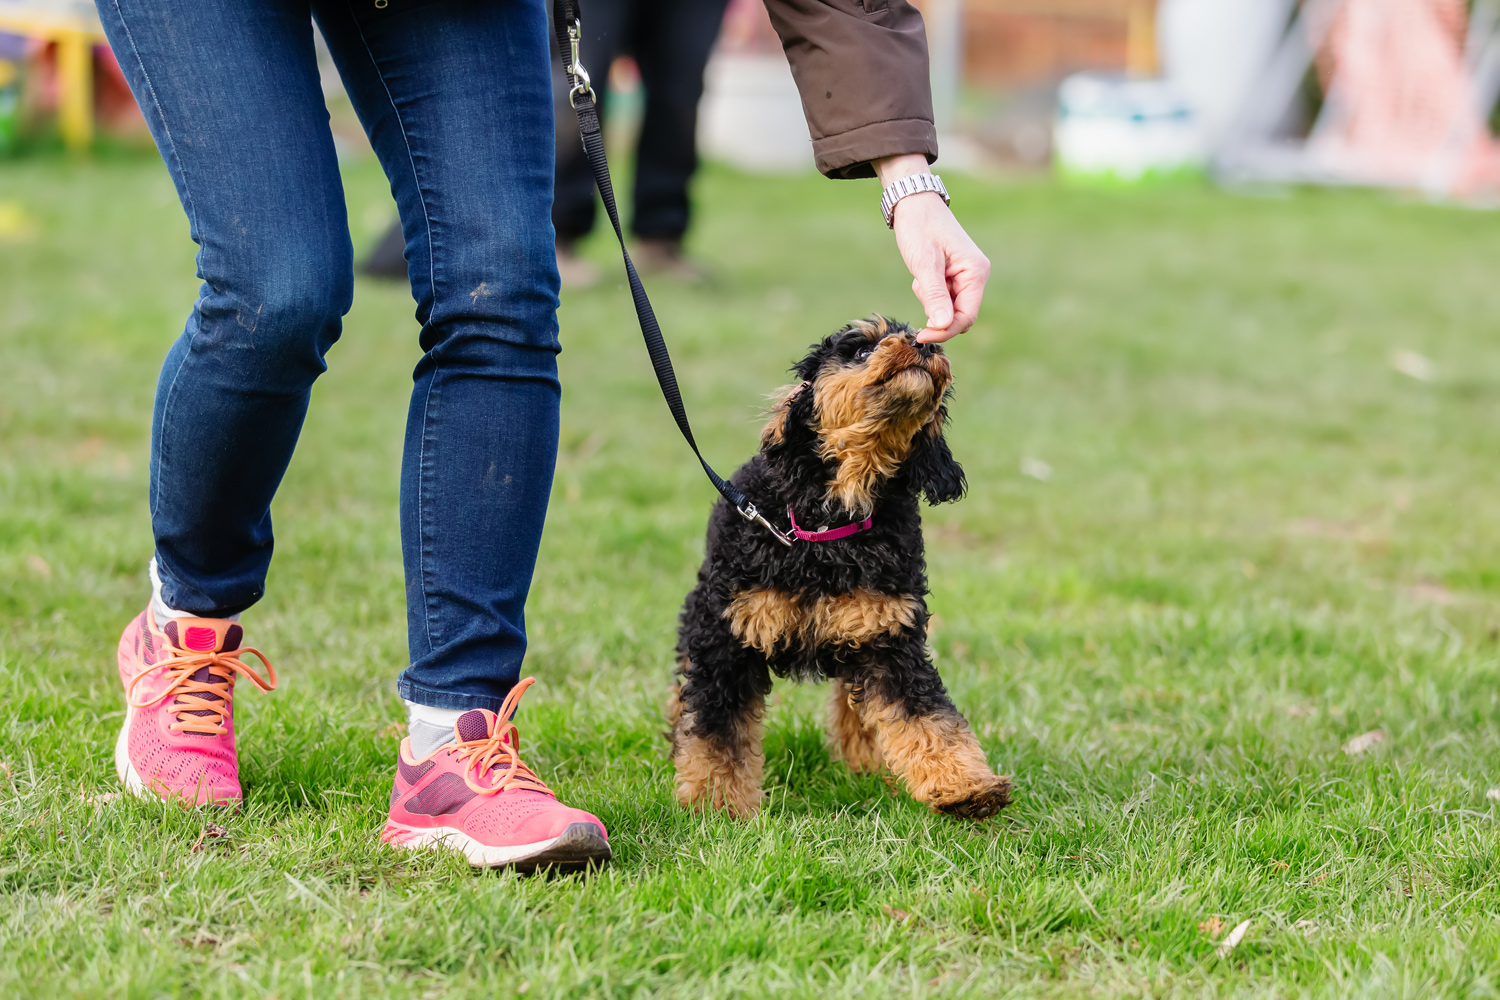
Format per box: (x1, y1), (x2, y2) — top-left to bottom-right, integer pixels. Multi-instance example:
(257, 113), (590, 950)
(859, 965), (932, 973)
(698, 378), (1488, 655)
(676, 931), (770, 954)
(718, 0), (1138, 87)
(962, 0), (1134, 85)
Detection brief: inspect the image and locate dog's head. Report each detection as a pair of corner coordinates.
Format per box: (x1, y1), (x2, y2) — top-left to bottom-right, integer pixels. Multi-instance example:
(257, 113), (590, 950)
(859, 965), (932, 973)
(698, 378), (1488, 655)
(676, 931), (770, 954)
(761, 316), (965, 515)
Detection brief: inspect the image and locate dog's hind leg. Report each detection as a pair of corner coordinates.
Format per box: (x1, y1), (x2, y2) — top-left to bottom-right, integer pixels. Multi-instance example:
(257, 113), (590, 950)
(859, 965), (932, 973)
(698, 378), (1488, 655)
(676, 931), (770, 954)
(670, 593), (776, 818)
(827, 678), (881, 773)
(849, 638), (1011, 819)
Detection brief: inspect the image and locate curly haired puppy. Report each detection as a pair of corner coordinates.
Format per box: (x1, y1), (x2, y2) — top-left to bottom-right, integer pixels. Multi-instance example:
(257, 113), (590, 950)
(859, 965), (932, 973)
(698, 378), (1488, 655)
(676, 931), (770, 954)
(668, 317), (1011, 820)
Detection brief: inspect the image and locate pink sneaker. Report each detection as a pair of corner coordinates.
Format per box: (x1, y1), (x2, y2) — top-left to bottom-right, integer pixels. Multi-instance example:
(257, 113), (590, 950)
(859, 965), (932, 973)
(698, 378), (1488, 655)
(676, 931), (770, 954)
(382, 677), (611, 872)
(114, 608), (277, 807)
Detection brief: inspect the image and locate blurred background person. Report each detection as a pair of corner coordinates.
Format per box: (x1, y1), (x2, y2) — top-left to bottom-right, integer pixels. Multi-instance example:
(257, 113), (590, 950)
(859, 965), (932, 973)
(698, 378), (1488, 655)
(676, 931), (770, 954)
(366, 0), (729, 284)
(551, 0), (730, 285)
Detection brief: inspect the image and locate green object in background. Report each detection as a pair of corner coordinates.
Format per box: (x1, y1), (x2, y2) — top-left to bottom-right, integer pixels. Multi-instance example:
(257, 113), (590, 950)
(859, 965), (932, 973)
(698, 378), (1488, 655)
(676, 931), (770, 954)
(0, 57), (18, 155)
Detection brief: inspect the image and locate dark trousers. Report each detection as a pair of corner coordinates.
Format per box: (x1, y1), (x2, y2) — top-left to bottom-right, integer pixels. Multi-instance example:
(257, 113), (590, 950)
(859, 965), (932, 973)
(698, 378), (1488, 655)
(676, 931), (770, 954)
(553, 0), (730, 242)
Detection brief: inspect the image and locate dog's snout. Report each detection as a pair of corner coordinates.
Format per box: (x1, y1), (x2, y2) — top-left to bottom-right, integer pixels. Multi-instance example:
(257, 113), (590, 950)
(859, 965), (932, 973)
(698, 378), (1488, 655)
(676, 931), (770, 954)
(916, 341), (938, 359)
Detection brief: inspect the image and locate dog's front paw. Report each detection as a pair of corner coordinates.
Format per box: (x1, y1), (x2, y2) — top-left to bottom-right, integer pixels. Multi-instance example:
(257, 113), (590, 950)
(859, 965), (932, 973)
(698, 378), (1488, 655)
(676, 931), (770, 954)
(933, 774), (1013, 819)
(670, 719), (765, 820)
(673, 766), (764, 819)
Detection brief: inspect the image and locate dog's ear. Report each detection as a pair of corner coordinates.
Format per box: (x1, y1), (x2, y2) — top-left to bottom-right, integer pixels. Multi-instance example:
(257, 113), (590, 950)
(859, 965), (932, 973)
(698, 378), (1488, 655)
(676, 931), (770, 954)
(761, 382), (811, 451)
(905, 409), (966, 504)
(793, 330), (844, 382)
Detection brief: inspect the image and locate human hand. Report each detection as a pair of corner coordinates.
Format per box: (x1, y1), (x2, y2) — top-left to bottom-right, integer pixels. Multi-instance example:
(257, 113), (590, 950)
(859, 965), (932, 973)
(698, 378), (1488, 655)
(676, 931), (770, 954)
(874, 154), (991, 343)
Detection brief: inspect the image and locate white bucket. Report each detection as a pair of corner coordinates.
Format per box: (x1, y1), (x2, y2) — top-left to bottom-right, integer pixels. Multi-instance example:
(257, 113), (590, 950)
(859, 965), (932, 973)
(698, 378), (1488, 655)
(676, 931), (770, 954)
(1054, 73), (1205, 181)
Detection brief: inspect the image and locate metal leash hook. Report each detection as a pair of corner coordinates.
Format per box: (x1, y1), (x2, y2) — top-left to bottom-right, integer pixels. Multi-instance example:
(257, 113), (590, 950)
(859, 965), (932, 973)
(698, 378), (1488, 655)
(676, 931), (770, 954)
(738, 502), (795, 547)
(566, 19), (596, 108)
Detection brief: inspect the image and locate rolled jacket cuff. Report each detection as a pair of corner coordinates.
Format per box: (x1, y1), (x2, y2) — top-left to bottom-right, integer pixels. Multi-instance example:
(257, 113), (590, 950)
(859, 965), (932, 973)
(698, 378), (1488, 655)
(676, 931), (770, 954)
(812, 118), (939, 179)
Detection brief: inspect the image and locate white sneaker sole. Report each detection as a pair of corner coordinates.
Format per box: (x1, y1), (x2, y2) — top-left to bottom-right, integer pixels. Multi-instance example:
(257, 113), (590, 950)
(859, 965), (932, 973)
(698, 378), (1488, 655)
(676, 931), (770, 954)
(114, 704), (149, 798)
(383, 819), (611, 873)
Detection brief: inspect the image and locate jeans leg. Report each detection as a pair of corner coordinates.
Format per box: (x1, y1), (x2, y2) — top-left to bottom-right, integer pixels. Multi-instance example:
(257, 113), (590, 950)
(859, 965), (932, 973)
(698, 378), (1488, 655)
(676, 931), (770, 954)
(315, 0), (562, 712)
(631, 0), (729, 240)
(96, 0), (353, 616)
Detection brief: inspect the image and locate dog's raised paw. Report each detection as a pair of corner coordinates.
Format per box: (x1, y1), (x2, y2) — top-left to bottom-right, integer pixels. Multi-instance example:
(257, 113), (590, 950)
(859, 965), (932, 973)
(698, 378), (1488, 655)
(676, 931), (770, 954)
(934, 776), (1013, 819)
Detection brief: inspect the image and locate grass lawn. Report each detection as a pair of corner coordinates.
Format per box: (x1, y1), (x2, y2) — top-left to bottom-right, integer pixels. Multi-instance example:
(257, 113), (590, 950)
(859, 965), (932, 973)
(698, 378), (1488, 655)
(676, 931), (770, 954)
(3, 150), (1500, 998)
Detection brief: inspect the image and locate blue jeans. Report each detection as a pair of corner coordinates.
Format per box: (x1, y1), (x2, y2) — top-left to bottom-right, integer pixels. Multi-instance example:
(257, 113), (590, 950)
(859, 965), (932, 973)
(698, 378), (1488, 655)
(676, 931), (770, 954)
(97, 0), (562, 711)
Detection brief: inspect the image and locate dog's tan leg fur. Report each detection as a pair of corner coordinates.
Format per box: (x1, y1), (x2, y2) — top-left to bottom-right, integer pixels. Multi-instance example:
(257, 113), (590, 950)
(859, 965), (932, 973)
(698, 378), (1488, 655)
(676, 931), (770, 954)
(855, 689), (1010, 818)
(827, 680), (882, 773)
(667, 674), (765, 819)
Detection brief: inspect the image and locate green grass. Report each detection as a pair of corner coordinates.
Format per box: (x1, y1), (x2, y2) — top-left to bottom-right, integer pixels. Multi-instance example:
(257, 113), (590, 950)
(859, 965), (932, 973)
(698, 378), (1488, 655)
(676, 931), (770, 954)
(3, 152), (1500, 998)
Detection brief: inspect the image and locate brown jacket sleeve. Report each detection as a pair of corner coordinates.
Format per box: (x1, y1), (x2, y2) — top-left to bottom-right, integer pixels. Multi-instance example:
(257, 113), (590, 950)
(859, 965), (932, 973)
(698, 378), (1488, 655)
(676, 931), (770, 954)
(761, 0), (937, 179)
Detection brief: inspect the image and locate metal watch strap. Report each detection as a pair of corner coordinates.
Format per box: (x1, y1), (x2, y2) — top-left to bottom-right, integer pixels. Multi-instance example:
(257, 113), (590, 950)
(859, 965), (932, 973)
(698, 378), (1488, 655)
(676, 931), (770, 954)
(879, 172), (949, 228)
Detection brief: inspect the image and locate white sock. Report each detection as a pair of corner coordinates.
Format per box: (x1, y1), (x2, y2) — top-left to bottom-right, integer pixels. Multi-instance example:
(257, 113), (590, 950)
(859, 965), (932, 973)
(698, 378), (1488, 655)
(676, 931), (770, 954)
(405, 700), (465, 758)
(149, 558), (240, 623)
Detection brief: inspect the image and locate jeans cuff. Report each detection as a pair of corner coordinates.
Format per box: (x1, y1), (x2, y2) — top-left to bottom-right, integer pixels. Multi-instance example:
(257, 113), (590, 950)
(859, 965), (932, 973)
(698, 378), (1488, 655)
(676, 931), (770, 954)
(396, 674), (516, 713)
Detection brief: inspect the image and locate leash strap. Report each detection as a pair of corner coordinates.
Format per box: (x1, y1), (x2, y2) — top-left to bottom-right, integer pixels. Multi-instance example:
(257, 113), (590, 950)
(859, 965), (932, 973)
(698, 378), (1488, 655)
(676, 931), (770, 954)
(552, 0), (792, 546)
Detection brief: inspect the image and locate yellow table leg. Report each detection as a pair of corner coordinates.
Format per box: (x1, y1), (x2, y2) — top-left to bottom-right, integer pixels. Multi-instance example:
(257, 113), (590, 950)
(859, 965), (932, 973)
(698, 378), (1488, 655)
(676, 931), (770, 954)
(1126, 0), (1159, 78)
(56, 30), (94, 152)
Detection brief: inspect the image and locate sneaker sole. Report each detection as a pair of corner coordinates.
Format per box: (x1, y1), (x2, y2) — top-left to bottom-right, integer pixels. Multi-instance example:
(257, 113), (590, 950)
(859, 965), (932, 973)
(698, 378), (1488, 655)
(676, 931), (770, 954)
(382, 819), (611, 874)
(114, 705), (148, 798)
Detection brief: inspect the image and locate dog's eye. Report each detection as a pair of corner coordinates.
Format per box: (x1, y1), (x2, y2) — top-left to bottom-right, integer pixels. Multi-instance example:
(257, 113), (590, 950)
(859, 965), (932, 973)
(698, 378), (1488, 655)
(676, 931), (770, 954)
(855, 345), (876, 361)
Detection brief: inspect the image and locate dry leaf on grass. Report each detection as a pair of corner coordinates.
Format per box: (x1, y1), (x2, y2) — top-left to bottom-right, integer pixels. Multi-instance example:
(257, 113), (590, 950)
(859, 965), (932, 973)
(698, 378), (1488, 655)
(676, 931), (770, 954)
(1268, 859), (1290, 871)
(1406, 582), (1457, 604)
(1341, 730), (1387, 755)
(1486, 788), (1500, 803)
(1020, 457), (1052, 482)
(1216, 919), (1252, 957)
(190, 824), (228, 854)
(881, 905), (914, 924)
(1198, 916), (1226, 938)
(1391, 349), (1435, 382)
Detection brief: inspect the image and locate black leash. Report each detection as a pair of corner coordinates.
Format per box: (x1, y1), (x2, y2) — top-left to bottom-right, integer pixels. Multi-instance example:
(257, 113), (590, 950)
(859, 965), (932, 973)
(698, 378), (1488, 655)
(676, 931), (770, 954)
(551, 0), (793, 546)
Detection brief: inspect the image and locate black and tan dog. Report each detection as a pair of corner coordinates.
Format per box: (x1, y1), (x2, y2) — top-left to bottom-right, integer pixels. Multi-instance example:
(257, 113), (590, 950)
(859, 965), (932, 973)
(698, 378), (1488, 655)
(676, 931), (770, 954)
(668, 316), (1011, 820)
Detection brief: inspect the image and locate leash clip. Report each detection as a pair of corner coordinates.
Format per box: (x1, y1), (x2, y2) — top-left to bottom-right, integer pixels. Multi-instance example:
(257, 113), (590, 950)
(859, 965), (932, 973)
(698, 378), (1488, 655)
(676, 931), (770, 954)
(738, 502), (795, 547)
(566, 20), (597, 108)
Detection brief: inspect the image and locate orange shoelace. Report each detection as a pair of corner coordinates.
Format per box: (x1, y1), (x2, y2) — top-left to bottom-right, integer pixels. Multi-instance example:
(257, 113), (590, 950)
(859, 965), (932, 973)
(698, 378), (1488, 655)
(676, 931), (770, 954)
(451, 676), (554, 796)
(126, 643), (277, 736)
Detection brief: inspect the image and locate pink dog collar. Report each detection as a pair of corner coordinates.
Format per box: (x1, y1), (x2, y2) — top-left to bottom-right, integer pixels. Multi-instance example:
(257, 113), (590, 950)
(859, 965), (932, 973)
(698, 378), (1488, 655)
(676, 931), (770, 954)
(787, 506), (874, 542)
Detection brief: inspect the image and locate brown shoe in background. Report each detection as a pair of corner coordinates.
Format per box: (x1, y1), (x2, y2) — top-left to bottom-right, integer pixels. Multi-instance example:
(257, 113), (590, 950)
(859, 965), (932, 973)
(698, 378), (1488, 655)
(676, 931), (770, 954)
(632, 237), (708, 283)
(556, 238), (599, 289)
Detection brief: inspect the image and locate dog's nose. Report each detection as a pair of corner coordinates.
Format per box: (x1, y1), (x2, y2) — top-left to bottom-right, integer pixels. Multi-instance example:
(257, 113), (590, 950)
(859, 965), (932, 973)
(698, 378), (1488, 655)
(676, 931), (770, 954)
(916, 341), (938, 359)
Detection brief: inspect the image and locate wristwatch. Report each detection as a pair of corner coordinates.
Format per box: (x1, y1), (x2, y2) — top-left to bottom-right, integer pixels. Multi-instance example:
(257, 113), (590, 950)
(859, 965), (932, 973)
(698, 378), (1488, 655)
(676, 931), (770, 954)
(880, 172), (949, 228)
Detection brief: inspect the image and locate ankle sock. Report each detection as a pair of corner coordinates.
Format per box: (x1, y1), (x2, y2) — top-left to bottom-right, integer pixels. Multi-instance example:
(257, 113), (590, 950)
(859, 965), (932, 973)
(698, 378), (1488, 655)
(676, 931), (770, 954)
(405, 701), (464, 758)
(149, 558), (240, 623)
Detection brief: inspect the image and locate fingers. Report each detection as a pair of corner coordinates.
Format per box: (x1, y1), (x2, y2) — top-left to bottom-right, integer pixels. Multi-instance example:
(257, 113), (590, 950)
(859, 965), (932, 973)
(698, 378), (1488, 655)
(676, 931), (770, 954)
(947, 266), (987, 336)
(891, 195), (990, 344)
(916, 323), (959, 344)
(917, 257), (988, 343)
(911, 248), (953, 336)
